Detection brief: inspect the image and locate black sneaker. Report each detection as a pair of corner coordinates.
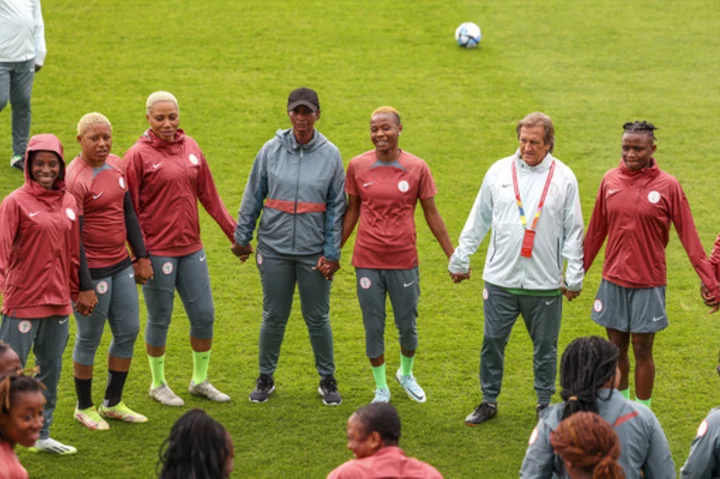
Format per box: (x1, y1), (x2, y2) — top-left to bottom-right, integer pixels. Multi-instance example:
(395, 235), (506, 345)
(318, 376), (342, 406)
(249, 375), (274, 403)
(536, 403), (550, 419)
(465, 402), (497, 426)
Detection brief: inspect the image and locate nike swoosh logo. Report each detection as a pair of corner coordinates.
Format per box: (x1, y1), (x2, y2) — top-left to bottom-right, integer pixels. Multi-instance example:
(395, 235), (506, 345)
(545, 298), (557, 305)
(652, 315), (664, 322)
(29, 211), (40, 217)
(606, 189), (621, 198)
(199, 256), (206, 262)
(153, 162), (163, 169)
(403, 281), (415, 288)
(363, 182), (374, 187)
(93, 192), (104, 200)
(129, 273), (135, 278)
(501, 184), (512, 188)
(58, 318), (69, 325)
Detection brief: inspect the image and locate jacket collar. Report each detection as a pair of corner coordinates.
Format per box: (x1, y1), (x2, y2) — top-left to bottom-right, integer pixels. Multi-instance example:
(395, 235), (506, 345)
(514, 150), (554, 172)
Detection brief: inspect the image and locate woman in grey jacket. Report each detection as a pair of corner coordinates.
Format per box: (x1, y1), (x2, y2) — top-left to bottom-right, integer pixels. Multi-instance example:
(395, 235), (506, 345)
(233, 87), (345, 406)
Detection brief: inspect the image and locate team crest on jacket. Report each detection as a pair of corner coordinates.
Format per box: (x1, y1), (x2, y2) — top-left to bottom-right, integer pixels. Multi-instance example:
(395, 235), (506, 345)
(119, 177), (125, 189)
(256, 253), (263, 265)
(66, 208), (76, 221)
(162, 262), (174, 275)
(593, 299), (603, 312)
(360, 277), (372, 289)
(96, 281), (109, 295)
(18, 320), (31, 334)
(189, 154), (199, 166)
(647, 191), (660, 204)
(397, 180), (409, 193)
(697, 419), (709, 437)
(482, 288), (489, 300)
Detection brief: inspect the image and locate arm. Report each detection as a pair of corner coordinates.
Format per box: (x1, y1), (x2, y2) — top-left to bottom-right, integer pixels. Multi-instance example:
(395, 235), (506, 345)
(322, 152), (346, 262)
(519, 421), (556, 479)
(196, 152), (236, 243)
(0, 199), (20, 291)
(32, 0), (47, 67)
(123, 150), (143, 217)
(341, 195), (361, 248)
(75, 217), (97, 316)
(123, 191), (147, 259)
(421, 197), (454, 259)
(642, 413), (676, 479)
(583, 179), (609, 274)
(447, 174), (493, 274)
(234, 148), (268, 247)
(681, 416), (719, 479)
(670, 182), (720, 295)
(561, 173), (584, 292)
(709, 234), (720, 281)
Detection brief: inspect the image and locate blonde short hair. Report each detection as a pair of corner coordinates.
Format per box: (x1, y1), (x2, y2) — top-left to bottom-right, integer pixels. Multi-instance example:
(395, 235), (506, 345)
(371, 106), (401, 125)
(77, 112), (112, 137)
(146, 91), (179, 114)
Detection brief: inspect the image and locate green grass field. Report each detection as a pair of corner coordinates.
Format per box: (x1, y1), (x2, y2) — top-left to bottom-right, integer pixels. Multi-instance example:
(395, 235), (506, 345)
(1, 0), (720, 477)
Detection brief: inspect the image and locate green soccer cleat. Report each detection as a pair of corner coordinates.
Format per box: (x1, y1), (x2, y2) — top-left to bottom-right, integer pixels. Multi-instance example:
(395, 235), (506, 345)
(99, 401), (148, 423)
(74, 406), (109, 431)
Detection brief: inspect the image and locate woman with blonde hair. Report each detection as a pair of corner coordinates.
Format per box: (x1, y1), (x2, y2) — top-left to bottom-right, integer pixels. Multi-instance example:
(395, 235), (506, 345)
(66, 112), (152, 430)
(125, 91), (236, 406)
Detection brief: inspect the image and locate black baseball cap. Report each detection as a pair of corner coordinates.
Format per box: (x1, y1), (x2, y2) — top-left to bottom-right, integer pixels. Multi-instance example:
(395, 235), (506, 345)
(287, 87), (320, 112)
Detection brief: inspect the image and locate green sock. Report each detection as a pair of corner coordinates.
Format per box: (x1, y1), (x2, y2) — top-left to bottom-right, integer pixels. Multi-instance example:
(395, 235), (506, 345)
(619, 388), (630, 399)
(148, 354), (166, 389)
(192, 350), (211, 385)
(636, 397), (652, 408)
(372, 364), (387, 389)
(400, 354), (414, 377)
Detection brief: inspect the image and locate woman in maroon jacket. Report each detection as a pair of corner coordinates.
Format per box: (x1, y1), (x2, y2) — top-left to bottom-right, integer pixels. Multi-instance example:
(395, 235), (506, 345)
(584, 121), (720, 408)
(124, 91), (236, 407)
(0, 134), (97, 454)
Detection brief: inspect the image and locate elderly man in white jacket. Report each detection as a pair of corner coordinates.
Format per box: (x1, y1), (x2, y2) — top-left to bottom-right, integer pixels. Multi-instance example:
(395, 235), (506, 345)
(449, 112), (584, 426)
(0, 0), (46, 170)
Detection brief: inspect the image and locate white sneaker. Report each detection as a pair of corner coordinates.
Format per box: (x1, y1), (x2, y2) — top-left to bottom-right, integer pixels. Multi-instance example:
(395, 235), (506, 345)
(189, 380), (231, 403)
(29, 438), (77, 455)
(149, 384), (185, 407)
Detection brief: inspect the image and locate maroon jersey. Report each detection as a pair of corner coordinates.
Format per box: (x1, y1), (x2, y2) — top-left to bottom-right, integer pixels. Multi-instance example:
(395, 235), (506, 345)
(66, 154), (129, 269)
(124, 129), (235, 257)
(346, 150), (437, 269)
(584, 159), (719, 293)
(0, 134), (80, 318)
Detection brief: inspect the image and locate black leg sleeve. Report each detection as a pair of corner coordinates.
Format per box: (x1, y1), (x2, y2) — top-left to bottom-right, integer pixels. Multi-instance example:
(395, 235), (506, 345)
(123, 192), (147, 258)
(78, 216), (94, 291)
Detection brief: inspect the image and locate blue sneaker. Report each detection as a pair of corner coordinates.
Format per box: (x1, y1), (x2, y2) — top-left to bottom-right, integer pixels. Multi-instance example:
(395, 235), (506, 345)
(395, 369), (426, 403)
(10, 155), (23, 171)
(372, 387), (391, 403)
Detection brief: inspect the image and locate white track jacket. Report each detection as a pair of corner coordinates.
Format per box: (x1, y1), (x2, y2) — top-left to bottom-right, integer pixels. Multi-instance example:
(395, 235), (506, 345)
(0, 0), (46, 65)
(448, 152), (584, 291)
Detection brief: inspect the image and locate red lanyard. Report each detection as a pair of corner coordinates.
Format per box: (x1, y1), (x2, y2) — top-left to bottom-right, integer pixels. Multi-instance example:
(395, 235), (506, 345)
(511, 159), (556, 257)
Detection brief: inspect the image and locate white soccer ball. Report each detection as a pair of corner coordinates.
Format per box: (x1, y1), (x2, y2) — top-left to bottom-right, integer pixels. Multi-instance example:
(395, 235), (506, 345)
(455, 22), (482, 48)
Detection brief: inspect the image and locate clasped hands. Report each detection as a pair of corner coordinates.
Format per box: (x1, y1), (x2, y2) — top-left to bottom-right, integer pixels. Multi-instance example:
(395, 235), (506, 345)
(700, 284), (720, 314)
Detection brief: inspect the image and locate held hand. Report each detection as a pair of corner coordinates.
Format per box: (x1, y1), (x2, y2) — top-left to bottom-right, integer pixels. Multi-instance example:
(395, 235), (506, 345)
(449, 269), (471, 284)
(34, 64), (42, 73)
(561, 287), (581, 301)
(231, 242), (254, 263)
(76, 290), (98, 316)
(700, 284), (720, 314)
(313, 256), (340, 280)
(133, 257), (154, 285)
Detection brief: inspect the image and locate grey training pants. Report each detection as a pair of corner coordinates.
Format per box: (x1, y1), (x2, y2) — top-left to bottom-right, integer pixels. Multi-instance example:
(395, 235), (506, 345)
(0, 59), (35, 157)
(480, 282), (562, 405)
(256, 251), (335, 378)
(0, 315), (69, 440)
(73, 265), (140, 365)
(143, 249), (215, 347)
(355, 268), (420, 359)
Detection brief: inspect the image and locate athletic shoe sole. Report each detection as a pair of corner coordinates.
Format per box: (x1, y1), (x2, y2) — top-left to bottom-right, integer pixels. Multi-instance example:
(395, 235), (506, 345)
(317, 387), (342, 406)
(249, 385), (275, 403)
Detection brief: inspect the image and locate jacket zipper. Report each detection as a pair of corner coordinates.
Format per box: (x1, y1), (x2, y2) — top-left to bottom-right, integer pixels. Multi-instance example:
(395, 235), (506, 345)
(292, 148), (302, 252)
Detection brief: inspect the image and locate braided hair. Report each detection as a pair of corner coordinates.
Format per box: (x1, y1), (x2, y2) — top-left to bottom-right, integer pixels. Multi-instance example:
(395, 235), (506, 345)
(560, 336), (619, 420)
(157, 409), (232, 479)
(623, 121), (658, 141)
(550, 411), (625, 479)
(0, 373), (45, 442)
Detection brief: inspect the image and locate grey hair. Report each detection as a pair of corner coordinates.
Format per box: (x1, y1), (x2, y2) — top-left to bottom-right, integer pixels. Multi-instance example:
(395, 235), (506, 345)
(146, 91), (179, 114)
(77, 112), (112, 137)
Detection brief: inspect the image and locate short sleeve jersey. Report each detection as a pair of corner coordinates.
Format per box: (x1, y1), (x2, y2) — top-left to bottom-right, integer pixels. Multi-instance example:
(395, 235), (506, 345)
(65, 154), (129, 269)
(346, 150), (437, 269)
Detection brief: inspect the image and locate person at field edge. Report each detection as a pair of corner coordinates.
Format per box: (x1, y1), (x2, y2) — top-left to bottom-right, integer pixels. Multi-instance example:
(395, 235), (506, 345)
(233, 87), (346, 405)
(327, 402), (444, 479)
(584, 121), (720, 410)
(341, 106), (455, 404)
(0, 133), (98, 455)
(0, 373), (46, 479)
(448, 112), (584, 425)
(550, 412), (625, 479)
(158, 409), (234, 479)
(124, 91), (236, 407)
(66, 113), (153, 430)
(1, 0), (46, 170)
(679, 352), (720, 478)
(520, 336), (674, 479)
